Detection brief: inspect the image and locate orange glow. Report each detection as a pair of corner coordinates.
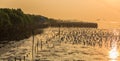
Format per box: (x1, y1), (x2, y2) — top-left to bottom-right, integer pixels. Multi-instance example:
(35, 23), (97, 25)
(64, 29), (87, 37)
(1, 0), (120, 28)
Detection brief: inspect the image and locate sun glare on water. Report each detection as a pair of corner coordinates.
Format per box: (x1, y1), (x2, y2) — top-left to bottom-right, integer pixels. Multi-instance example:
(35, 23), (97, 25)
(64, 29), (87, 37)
(109, 43), (119, 61)
(109, 29), (119, 61)
(109, 46), (119, 59)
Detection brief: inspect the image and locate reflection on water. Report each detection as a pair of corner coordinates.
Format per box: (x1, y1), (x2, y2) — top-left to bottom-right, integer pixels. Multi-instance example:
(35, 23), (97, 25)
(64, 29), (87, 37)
(109, 29), (119, 61)
(1, 28), (120, 61)
(109, 44), (119, 61)
(110, 60), (117, 61)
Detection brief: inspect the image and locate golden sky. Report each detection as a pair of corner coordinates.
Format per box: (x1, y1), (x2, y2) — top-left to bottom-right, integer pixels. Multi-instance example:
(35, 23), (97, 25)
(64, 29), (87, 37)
(0, 0), (120, 28)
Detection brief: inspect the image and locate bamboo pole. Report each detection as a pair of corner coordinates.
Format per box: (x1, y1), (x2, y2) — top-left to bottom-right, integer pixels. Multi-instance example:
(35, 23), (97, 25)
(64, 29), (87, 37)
(32, 30), (35, 61)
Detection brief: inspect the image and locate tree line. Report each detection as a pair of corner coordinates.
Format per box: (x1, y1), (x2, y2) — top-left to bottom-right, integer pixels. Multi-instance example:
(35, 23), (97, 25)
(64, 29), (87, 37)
(0, 8), (98, 42)
(0, 8), (35, 41)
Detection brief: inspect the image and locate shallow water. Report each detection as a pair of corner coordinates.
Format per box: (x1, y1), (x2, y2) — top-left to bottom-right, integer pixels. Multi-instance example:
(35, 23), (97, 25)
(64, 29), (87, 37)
(1, 28), (120, 61)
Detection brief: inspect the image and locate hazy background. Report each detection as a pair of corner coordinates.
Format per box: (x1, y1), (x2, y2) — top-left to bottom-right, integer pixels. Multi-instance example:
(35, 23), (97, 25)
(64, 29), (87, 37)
(1, 0), (120, 29)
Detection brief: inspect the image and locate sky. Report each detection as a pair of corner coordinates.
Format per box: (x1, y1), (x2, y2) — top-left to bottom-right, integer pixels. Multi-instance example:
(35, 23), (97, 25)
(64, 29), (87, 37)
(0, 0), (120, 28)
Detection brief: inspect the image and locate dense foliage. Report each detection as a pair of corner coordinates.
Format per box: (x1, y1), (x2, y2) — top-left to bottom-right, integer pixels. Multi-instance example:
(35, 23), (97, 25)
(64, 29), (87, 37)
(0, 8), (58, 41)
(0, 8), (32, 27)
(0, 8), (98, 42)
(0, 8), (34, 41)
